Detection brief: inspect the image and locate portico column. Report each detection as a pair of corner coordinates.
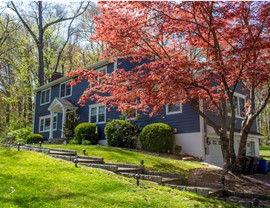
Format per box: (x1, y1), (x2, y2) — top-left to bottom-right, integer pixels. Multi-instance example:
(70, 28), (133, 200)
(49, 111), (54, 139)
(61, 108), (67, 138)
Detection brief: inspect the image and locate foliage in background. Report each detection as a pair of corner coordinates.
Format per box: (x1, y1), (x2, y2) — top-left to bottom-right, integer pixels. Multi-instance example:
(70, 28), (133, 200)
(104, 119), (139, 148)
(139, 123), (173, 153)
(74, 122), (98, 144)
(5, 127), (32, 144)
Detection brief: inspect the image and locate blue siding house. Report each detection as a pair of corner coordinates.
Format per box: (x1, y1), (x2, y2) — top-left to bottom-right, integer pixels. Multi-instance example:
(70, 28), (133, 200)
(33, 59), (262, 167)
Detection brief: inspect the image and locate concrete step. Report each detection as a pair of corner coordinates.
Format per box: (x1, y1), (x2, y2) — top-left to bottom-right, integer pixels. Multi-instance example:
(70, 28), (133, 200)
(161, 177), (184, 185)
(166, 184), (221, 197)
(80, 163), (118, 172)
(77, 158), (104, 164)
(116, 167), (143, 173)
(117, 172), (163, 184)
(48, 150), (76, 156)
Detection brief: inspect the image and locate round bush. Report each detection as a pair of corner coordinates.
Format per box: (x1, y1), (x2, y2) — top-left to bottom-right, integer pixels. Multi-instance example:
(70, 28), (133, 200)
(27, 134), (44, 144)
(104, 119), (137, 148)
(139, 123), (173, 153)
(74, 122), (98, 145)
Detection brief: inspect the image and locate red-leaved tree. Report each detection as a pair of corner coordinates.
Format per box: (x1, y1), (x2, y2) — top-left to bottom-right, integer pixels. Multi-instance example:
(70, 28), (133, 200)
(69, 1), (270, 173)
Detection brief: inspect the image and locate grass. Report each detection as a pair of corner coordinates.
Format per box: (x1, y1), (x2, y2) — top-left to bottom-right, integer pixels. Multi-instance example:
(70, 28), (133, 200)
(260, 145), (270, 161)
(0, 146), (240, 208)
(44, 144), (205, 176)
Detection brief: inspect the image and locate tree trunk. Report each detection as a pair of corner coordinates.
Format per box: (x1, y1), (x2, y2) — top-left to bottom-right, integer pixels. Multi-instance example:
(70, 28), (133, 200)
(235, 116), (255, 174)
(220, 134), (232, 170)
(38, 1), (44, 86)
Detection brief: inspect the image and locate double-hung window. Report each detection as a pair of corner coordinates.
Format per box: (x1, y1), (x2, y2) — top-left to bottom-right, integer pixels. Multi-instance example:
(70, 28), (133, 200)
(40, 88), (51, 105)
(89, 104), (106, 124)
(60, 81), (72, 98)
(227, 93), (246, 117)
(39, 114), (57, 132)
(166, 104), (182, 115)
(234, 94), (246, 117)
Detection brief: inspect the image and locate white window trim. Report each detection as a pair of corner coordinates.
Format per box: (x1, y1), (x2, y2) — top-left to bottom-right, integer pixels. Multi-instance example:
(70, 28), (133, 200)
(39, 114), (57, 133)
(228, 92), (246, 118)
(166, 104), (182, 115)
(90, 66), (107, 88)
(96, 66), (107, 74)
(59, 81), (72, 98)
(40, 88), (51, 106)
(89, 104), (106, 124)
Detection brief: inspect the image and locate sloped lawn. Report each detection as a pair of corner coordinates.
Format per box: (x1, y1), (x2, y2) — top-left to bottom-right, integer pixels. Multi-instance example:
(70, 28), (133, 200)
(0, 146), (239, 208)
(45, 144), (205, 176)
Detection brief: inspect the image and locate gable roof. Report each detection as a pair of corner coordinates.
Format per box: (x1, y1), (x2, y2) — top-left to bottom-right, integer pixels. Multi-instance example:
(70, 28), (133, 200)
(48, 97), (77, 113)
(34, 59), (110, 93)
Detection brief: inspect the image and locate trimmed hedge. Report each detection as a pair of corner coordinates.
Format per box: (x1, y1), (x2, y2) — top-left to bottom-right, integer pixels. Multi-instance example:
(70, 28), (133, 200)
(27, 134), (44, 144)
(104, 119), (137, 148)
(139, 123), (173, 153)
(74, 122), (98, 145)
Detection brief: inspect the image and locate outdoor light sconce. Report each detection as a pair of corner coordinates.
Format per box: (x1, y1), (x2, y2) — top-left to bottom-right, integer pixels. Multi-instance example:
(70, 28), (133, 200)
(17, 143), (20, 151)
(74, 158), (78, 168)
(83, 149), (86, 155)
(134, 173), (140, 186)
(206, 137), (211, 145)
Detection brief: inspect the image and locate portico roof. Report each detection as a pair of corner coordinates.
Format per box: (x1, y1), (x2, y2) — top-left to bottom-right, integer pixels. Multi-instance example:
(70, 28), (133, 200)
(48, 97), (77, 113)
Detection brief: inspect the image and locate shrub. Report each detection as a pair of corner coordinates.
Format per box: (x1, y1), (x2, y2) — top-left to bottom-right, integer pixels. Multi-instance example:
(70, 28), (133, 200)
(27, 134), (44, 144)
(139, 123), (174, 153)
(68, 139), (78, 145)
(104, 119), (138, 148)
(74, 122), (98, 145)
(82, 140), (91, 145)
(6, 127), (32, 144)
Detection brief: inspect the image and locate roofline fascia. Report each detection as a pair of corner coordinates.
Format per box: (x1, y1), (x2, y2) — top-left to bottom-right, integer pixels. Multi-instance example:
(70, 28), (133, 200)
(34, 59), (111, 93)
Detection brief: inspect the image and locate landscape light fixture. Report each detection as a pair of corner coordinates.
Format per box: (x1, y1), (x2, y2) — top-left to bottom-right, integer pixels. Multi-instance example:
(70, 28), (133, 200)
(221, 175), (225, 185)
(83, 149), (86, 155)
(140, 160), (144, 166)
(253, 198), (259, 207)
(39, 141), (42, 147)
(17, 143), (20, 151)
(74, 158), (78, 168)
(135, 173), (140, 186)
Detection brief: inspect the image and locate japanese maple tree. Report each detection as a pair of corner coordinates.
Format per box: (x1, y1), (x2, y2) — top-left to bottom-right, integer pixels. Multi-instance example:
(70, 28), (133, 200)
(69, 1), (270, 173)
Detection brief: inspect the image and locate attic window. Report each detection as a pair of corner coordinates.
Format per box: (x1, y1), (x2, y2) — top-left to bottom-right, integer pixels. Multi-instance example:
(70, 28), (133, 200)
(60, 81), (72, 98)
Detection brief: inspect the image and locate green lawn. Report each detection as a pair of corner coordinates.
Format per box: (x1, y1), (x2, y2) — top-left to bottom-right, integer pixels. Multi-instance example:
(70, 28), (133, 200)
(0, 146), (239, 208)
(44, 144), (205, 176)
(260, 145), (270, 161)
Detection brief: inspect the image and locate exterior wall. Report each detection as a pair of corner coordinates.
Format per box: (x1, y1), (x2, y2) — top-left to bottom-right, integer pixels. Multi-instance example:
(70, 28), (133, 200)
(174, 132), (204, 158)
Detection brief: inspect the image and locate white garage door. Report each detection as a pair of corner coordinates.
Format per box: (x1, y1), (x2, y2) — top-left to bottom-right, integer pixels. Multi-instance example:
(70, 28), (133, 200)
(208, 138), (223, 167)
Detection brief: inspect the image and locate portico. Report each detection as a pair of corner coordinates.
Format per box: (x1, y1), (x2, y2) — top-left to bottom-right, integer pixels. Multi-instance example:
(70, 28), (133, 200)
(48, 97), (77, 139)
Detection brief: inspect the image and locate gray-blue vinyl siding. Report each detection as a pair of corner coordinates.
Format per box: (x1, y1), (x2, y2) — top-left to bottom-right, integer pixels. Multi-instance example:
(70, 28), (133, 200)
(33, 59), (257, 141)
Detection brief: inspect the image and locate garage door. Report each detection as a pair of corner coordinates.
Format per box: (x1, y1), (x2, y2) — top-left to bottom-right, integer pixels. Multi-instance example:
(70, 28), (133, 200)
(208, 138), (223, 167)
